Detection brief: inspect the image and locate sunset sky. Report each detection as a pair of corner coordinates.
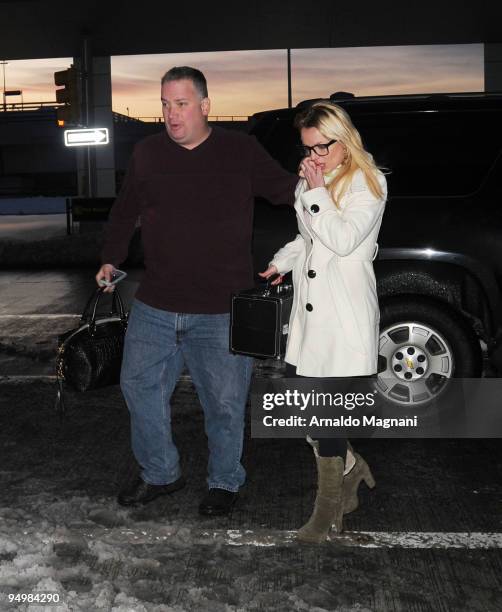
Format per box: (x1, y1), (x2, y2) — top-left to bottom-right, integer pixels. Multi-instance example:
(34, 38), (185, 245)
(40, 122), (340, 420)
(2, 44), (484, 119)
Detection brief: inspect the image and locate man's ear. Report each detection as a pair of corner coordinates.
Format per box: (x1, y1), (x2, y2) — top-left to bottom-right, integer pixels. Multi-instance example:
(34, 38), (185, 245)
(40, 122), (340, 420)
(201, 97), (210, 117)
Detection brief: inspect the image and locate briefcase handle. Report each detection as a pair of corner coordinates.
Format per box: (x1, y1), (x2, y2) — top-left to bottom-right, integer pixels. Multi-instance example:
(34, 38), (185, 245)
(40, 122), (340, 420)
(80, 287), (128, 334)
(263, 273), (283, 296)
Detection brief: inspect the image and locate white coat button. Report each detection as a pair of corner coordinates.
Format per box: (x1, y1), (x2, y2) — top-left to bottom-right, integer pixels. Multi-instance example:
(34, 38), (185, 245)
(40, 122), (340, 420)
(308, 270), (316, 278)
(310, 204), (320, 213)
(306, 303), (313, 312)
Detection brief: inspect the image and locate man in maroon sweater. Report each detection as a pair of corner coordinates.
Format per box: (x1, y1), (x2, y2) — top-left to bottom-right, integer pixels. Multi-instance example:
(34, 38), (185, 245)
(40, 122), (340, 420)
(96, 66), (297, 515)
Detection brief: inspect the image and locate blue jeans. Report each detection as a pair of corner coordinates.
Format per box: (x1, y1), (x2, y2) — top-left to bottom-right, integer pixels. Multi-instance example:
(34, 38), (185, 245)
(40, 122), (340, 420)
(120, 299), (253, 492)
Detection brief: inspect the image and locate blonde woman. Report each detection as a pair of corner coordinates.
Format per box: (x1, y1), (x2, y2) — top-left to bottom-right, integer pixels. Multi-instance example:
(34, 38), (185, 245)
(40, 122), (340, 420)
(260, 101), (387, 543)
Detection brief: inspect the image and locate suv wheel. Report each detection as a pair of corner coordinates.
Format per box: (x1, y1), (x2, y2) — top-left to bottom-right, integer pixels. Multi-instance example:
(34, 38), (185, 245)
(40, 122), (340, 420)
(377, 297), (482, 406)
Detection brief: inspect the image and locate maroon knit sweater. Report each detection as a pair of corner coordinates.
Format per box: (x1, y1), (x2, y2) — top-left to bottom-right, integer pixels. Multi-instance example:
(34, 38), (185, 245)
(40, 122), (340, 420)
(101, 127), (298, 313)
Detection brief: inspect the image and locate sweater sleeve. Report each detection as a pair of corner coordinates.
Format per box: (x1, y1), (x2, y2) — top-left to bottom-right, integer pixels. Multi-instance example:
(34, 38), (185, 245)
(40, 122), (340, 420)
(250, 136), (298, 206)
(101, 152), (141, 267)
(300, 171), (387, 257)
(270, 234), (305, 275)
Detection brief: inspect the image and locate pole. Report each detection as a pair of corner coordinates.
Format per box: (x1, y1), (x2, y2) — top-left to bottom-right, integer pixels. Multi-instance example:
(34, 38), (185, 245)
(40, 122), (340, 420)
(287, 49), (292, 109)
(66, 198), (72, 235)
(1, 61), (8, 112)
(82, 38), (95, 198)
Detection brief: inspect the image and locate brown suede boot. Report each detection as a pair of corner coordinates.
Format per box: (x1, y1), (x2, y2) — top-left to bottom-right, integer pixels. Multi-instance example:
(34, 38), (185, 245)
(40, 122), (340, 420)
(297, 455), (345, 543)
(342, 452), (376, 514)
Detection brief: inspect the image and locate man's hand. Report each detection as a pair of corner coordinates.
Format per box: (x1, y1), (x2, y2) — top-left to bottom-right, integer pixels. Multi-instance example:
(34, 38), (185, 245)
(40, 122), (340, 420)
(95, 263), (116, 293)
(258, 265), (283, 286)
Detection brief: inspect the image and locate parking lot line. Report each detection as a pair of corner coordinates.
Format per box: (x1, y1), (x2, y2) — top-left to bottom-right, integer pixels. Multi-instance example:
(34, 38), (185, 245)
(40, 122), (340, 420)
(72, 526), (502, 549)
(0, 314), (80, 319)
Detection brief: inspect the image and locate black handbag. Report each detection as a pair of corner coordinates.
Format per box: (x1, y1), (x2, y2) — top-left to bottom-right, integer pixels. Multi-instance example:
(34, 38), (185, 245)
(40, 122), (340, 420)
(55, 287), (128, 412)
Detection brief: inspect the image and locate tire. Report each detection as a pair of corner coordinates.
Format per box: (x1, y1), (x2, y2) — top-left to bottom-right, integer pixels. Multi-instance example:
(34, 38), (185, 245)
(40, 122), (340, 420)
(377, 296), (482, 407)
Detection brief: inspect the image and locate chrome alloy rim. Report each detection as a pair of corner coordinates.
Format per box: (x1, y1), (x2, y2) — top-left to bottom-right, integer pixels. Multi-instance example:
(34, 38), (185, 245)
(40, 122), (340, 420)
(377, 322), (454, 406)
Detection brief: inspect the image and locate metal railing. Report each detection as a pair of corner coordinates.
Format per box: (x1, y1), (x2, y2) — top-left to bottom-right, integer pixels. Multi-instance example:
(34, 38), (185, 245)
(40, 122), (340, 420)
(0, 103), (249, 123)
(135, 115), (249, 123)
(0, 101), (60, 112)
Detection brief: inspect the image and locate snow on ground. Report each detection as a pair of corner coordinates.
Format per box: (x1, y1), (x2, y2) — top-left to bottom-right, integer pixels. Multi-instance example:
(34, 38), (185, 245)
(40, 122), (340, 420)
(0, 361), (501, 611)
(0, 491), (364, 612)
(0, 215), (68, 242)
(1, 379), (380, 612)
(1, 446), (502, 611)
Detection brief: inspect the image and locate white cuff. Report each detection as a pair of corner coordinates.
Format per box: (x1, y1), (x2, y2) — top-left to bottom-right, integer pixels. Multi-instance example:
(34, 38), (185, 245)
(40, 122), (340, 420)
(300, 187), (334, 216)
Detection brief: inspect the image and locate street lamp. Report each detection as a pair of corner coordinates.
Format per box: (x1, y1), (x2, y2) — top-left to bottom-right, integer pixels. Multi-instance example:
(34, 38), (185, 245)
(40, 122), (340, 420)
(1, 60), (8, 111)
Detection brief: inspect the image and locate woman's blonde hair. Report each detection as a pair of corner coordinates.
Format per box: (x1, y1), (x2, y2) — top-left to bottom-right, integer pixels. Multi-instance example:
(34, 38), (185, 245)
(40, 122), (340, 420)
(294, 101), (384, 207)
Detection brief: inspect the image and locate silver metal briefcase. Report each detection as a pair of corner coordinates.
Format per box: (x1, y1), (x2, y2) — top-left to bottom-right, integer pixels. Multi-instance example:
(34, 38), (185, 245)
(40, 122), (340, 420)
(230, 283), (294, 359)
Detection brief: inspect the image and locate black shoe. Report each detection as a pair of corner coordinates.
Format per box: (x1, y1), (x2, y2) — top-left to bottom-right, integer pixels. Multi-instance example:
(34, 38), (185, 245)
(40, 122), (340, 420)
(198, 488), (238, 516)
(117, 475), (185, 506)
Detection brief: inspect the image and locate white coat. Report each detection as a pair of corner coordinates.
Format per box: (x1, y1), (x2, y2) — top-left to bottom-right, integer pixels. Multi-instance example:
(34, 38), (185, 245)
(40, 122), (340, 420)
(271, 168), (387, 377)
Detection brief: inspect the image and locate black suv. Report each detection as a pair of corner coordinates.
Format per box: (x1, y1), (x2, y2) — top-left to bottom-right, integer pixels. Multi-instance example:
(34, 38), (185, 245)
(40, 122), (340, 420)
(249, 92), (502, 406)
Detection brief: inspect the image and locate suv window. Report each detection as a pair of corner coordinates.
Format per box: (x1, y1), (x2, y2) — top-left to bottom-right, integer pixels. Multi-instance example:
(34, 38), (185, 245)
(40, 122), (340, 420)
(254, 117), (302, 174)
(347, 109), (502, 197)
(253, 105), (502, 198)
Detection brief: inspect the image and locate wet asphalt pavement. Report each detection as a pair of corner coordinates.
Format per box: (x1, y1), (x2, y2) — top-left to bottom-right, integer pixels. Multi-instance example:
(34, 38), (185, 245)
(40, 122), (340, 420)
(1, 268), (502, 611)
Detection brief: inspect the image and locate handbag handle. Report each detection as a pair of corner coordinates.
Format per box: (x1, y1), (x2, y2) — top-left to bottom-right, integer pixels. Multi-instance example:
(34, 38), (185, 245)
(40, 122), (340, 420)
(80, 287), (127, 334)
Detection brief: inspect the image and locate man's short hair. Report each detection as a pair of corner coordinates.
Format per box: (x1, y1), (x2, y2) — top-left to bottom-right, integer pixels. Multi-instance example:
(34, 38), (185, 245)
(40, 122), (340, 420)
(161, 66), (208, 99)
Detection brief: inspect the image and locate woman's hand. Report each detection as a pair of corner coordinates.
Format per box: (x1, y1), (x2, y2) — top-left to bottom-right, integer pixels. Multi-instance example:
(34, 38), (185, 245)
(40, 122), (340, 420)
(258, 265), (283, 286)
(300, 158), (324, 190)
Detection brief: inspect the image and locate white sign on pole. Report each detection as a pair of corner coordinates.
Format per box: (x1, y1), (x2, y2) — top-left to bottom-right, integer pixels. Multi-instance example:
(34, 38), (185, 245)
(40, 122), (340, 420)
(64, 128), (109, 147)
